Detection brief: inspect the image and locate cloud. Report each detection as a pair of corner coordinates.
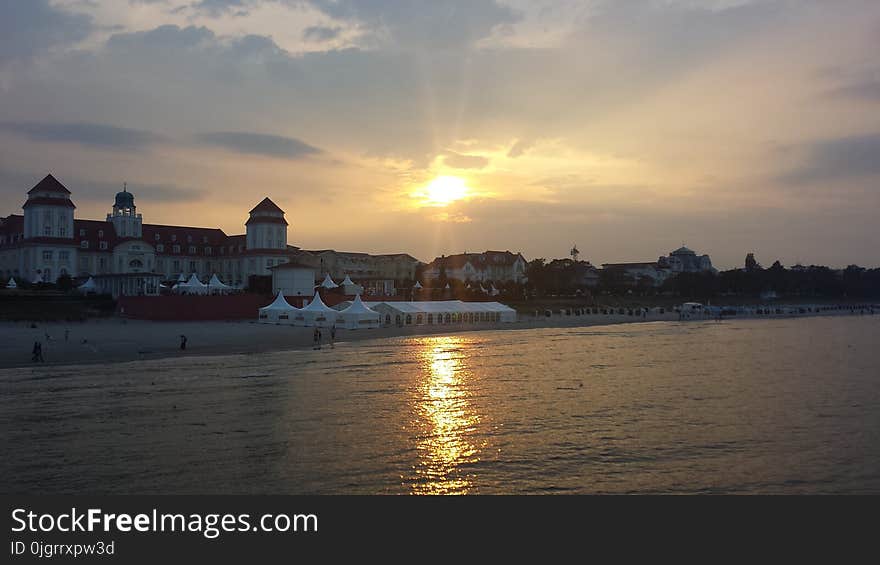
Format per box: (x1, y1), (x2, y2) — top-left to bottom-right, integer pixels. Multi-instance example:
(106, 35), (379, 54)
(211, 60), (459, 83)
(107, 24), (216, 51)
(195, 131), (321, 158)
(0, 122), (164, 150)
(506, 138), (533, 158)
(780, 133), (880, 184)
(443, 151), (489, 169)
(0, 0), (94, 64)
(830, 80), (880, 101)
(302, 25), (342, 42)
(188, 0), (250, 17)
(305, 0), (520, 48)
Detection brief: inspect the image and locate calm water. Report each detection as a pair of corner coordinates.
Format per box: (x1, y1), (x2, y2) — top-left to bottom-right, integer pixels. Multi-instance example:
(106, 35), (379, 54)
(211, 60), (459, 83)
(2, 316), (879, 494)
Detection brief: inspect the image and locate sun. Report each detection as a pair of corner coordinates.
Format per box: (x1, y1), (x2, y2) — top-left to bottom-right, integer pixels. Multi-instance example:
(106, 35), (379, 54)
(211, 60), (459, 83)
(423, 176), (469, 206)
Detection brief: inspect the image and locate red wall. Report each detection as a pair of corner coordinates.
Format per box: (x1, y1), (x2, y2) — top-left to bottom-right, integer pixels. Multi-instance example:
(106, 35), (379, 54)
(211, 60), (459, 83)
(117, 294), (272, 321)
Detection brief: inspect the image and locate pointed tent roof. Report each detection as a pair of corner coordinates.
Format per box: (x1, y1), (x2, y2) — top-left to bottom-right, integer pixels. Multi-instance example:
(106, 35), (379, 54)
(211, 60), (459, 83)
(445, 283), (451, 289)
(260, 291), (297, 312)
(32, 272), (43, 284)
(186, 273), (206, 287)
(6, 277), (17, 289)
(28, 174), (71, 195)
(413, 281), (423, 289)
(302, 291), (335, 313)
(177, 273), (187, 282)
(338, 294), (380, 315)
(341, 274), (355, 286)
(207, 274), (229, 288)
(79, 277), (97, 290)
(319, 274), (338, 289)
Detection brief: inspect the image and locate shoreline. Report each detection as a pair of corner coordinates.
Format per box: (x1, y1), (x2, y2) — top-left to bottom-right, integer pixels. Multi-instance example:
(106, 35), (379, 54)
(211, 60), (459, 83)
(0, 309), (872, 370)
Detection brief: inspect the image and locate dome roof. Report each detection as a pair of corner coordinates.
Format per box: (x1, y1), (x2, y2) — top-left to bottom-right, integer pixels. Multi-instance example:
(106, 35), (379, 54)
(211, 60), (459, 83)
(671, 246), (696, 255)
(114, 187), (134, 208)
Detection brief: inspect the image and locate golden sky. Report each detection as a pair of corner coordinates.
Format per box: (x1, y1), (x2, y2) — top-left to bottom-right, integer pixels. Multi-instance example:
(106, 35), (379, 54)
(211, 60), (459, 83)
(2, 0), (880, 268)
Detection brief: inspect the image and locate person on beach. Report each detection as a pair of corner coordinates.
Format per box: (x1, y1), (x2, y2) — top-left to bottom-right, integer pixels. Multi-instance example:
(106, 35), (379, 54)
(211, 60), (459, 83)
(32, 341), (43, 363)
(330, 325), (336, 349)
(64, 328), (69, 343)
(179, 335), (187, 351)
(313, 328), (321, 350)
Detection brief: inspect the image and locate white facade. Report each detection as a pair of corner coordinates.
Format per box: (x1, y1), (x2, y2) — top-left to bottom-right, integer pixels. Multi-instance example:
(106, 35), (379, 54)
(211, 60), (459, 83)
(271, 264), (316, 297)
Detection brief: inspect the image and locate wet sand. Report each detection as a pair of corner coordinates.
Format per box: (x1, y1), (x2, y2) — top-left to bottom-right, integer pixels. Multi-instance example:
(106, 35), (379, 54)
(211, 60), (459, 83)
(0, 313), (678, 369)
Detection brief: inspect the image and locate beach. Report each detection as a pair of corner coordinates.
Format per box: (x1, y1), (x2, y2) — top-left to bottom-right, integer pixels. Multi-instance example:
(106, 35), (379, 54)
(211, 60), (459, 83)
(0, 307), (868, 369)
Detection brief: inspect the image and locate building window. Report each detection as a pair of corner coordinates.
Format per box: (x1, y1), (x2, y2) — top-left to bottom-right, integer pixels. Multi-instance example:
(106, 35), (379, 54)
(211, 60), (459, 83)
(172, 260), (180, 271)
(131, 245), (140, 250)
(80, 241), (89, 249)
(266, 259), (273, 269)
(98, 230), (104, 238)
(59, 251), (69, 261)
(173, 245), (180, 253)
(99, 258), (106, 269)
(188, 246), (196, 254)
(99, 241), (108, 250)
(187, 235), (192, 243)
(44, 226), (51, 236)
(79, 229), (85, 237)
(157, 259), (164, 270)
(202, 236), (208, 244)
(171, 234), (177, 242)
(157, 244), (164, 252)
(189, 261), (196, 272)
(220, 247), (225, 255)
(59, 226), (66, 237)
(42, 251), (53, 261)
(44, 212), (52, 222)
(205, 247), (212, 255)
(155, 233), (161, 241)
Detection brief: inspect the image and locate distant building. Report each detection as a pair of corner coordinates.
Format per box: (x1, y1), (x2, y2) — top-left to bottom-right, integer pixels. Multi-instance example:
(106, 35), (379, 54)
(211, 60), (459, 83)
(293, 249), (421, 296)
(600, 262), (670, 287)
(270, 262), (316, 297)
(546, 259), (600, 288)
(660, 246), (715, 274)
(423, 251), (527, 284)
(0, 174), (302, 295)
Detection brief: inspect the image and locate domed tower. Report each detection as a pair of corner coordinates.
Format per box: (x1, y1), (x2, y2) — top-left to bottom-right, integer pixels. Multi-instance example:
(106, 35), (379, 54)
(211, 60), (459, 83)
(23, 174), (76, 239)
(107, 183), (142, 238)
(246, 197), (288, 250)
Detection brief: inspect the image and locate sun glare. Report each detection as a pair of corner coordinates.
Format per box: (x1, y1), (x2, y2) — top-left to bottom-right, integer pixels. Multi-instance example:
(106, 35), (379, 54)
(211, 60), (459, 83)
(423, 176), (469, 206)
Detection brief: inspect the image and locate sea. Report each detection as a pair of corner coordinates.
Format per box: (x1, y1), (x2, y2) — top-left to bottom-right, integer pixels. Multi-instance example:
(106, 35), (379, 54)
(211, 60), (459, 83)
(2, 315), (879, 494)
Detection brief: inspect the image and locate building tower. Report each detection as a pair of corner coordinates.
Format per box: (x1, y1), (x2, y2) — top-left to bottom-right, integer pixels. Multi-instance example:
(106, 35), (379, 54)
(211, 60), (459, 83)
(107, 183), (142, 238)
(23, 174), (76, 240)
(246, 197), (288, 250)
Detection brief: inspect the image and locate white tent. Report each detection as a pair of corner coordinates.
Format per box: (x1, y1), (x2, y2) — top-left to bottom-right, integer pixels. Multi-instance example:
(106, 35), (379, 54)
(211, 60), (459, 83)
(177, 273), (187, 283)
(341, 274), (355, 286)
(336, 294), (380, 329)
(78, 277), (97, 294)
(207, 274), (232, 294)
(184, 273), (208, 295)
(445, 283), (451, 289)
(297, 291), (338, 327)
(5, 277), (17, 289)
(32, 272), (43, 284)
(340, 274), (364, 296)
(258, 291), (299, 323)
(319, 274), (339, 289)
(413, 281), (423, 289)
(365, 300), (518, 325)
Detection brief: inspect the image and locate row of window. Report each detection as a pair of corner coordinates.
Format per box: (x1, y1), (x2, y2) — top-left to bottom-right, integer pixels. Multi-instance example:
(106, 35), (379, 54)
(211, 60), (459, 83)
(42, 250), (70, 261)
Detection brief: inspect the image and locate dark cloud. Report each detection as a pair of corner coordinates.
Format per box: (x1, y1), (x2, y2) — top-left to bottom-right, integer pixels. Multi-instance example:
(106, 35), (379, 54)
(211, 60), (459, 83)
(107, 24), (216, 51)
(195, 131), (321, 158)
(188, 0), (249, 17)
(0, 122), (164, 150)
(780, 133), (880, 184)
(0, 169), (204, 205)
(305, 0), (520, 48)
(0, 0), (94, 64)
(303, 25), (342, 42)
(443, 151), (488, 169)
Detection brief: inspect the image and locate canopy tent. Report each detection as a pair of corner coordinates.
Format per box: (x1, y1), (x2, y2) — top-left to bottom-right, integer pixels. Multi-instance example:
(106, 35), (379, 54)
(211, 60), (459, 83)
(5, 277), (17, 289)
(296, 291), (338, 327)
(413, 281), (423, 289)
(341, 274), (355, 286)
(365, 300), (518, 325)
(183, 273), (208, 295)
(445, 283), (451, 289)
(319, 274), (339, 289)
(78, 277), (97, 294)
(177, 273), (187, 283)
(335, 294), (380, 329)
(207, 274), (232, 294)
(32, 272), (43, 284)
(258, 291), (299, 323)
(340, 274), (364, 296)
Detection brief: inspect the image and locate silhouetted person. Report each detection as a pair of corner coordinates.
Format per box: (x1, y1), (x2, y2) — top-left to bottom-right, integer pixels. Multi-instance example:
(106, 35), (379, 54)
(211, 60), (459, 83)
(64, 328), (69, 342)
(330, 325), (336, 348)
(32, 341), (43, 363)
(313, 328), (321, 350)
(180, 335), (187, 350)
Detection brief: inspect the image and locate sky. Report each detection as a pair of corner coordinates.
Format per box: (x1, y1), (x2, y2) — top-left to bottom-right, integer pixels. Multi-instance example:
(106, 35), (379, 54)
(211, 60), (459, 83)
(1, 0), (879, 268)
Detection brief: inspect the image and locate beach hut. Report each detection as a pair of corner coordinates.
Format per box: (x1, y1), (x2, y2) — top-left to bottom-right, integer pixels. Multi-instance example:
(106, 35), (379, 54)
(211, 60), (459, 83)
(299, 291), (338, 327)
(78, 277), (97, 294)
(258, 291), (298, 323)
(5, 277), (16, 289)
(207, 274), (232, 294)
(319, 274), (339, 289)
(336, 295), (380, 329)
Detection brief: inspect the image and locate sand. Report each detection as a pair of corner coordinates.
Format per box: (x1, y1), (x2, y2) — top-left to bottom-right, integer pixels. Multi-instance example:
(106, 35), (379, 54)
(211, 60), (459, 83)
(0, 308), (866, 369)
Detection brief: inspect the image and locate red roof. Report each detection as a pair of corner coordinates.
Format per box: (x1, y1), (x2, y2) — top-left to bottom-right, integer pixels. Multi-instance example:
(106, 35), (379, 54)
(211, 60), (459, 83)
(249, 197), (284, 215)
(22, 197), (76, 209)
(27, 174), (71, 195)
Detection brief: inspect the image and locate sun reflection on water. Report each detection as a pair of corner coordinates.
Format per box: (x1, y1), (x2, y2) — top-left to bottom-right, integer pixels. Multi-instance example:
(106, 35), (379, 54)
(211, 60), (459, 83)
(410, 336), (482, 495)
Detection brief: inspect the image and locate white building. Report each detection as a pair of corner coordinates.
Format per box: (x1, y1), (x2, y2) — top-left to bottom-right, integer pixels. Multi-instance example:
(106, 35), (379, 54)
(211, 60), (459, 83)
(422, 251), (527, 284)
(270, 262), (316, 297)
(0, 174), (302, 295)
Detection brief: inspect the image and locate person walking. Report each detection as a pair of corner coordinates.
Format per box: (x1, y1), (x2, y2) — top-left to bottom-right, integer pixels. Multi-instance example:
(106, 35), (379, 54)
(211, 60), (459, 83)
(64, 328), (69, 343)
(330, 324), (336, 349)
(313, 328), (321, 350)
(179, 335), (187, 351)
(32, 341), (44, 362)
